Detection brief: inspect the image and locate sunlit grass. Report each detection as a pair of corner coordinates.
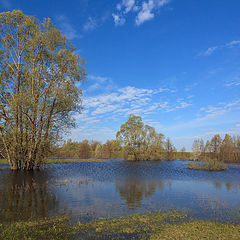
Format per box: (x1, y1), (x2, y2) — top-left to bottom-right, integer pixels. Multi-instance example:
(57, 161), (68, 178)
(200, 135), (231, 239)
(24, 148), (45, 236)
(46, 158), (104, 163)
(1, 210), (239, 240)
(187, 158), (227, 171)
(0, 159), (7, 164)
(0, 158), (104, 166)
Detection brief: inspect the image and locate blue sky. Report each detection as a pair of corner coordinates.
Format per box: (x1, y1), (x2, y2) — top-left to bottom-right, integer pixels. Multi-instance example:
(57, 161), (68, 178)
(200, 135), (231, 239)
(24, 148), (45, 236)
(1, 0), (240, 150)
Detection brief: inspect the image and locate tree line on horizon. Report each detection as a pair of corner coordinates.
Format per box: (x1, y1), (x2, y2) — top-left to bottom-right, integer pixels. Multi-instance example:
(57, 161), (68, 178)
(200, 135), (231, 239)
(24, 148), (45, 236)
(192, 134), (240, 163)
(51, 115), (240, 163)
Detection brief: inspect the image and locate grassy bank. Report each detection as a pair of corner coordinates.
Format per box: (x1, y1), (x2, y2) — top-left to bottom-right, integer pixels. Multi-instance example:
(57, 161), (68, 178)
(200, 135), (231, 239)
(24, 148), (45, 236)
(0, 158), (104, 165)
(46, 158), (104, 164)
(0, 159), (7, 164)
(0, 210), (239, 240)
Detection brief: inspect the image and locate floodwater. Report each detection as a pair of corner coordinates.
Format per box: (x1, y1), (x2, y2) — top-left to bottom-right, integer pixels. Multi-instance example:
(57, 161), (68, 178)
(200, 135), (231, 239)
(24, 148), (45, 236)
(0, 159), (240, 223)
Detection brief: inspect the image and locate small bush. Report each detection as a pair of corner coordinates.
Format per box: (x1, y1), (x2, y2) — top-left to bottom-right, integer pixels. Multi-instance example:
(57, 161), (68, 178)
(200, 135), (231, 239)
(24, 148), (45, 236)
(187, 159), (227, 171)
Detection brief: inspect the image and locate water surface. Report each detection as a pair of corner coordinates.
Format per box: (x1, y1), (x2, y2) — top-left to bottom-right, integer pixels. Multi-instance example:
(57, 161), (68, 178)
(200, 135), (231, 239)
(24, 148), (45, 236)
(0, 159), (240, 223)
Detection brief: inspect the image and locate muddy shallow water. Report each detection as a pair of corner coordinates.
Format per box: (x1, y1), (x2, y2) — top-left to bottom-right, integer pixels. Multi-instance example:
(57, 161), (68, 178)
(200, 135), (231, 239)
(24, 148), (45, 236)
(0, 159), (240, 223)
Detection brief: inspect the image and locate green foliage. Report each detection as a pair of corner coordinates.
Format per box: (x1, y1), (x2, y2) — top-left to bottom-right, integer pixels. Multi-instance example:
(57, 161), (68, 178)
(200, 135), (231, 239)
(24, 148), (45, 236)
(94, 143), (102, 158)
(187, 158), (227, 171)
(0, 10), (86, 170)
(51, 139), (124, 159)
(116, 115), (165, 160)
(45, 159), (104, 163)
(190, 134), (240, 163)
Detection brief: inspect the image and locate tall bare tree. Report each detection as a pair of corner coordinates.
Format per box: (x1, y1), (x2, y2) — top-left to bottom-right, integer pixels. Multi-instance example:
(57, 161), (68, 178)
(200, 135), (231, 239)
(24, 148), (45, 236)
(165, 138), (176, 160)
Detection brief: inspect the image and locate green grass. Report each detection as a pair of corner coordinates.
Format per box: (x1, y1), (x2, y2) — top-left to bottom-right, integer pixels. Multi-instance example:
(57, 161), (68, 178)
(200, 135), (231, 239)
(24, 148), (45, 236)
(1, 210), (239, 240)
(45, 158), (104, 163)
(187, 158), (227, 171)
(0, 158), (104, 165)
(149, 221), (240, 240)
(0, 217), (74, 240)
(0, 159), (7, 164)
(0, 166), (9, 170)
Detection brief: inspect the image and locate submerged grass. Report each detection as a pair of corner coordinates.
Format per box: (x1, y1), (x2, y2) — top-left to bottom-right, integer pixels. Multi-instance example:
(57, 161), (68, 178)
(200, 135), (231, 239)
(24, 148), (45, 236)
(1, 210), (239, 240)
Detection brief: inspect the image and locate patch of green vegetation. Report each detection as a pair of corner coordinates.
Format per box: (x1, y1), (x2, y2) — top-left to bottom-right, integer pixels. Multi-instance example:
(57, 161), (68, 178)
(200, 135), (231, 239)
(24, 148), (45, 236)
(1, 210), (239, 240)
(0, 217), (75, 240)
(149, 221), (240, 240)
(46, 158), (105, 163)
(0, 158), (104, 166)
(187, 158), (227, 171)
(77, 210), (186, 239)
(0, 159), (7, 164)
(0, 166), (9, 170)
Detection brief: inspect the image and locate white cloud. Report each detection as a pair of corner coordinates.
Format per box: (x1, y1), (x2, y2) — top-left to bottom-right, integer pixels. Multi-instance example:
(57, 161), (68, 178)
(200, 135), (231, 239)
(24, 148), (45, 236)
(83, 17), (98, 31)
(113, 0), (171, 26)
(195, 100), (240, 122)
(200, 46), (218, 56)
(136, 0), (171, 25)
(85, 74), (115, 93)
(116, 0), (136, 13)
(226, 40), (240, 48)
(83, 85), (190, 119)
(161, 100), (240, 133)
(56, 15), (81, 40)
(136, 1), (155, 25)
(225, 76), (240, 87)
(112, 13), (126, 26)
(88, 75), (110, 83)
(124, 0), (136, 13)
(199, 40), (240, 56)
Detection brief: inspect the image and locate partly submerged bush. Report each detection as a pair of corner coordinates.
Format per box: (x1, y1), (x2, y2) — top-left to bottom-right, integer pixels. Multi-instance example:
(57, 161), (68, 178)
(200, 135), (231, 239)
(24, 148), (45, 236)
(187, 158), (227, 171)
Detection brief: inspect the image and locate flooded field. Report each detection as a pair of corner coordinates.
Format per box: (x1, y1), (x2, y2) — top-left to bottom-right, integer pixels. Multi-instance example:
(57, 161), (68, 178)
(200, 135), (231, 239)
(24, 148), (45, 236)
(0, 159), (240, 223)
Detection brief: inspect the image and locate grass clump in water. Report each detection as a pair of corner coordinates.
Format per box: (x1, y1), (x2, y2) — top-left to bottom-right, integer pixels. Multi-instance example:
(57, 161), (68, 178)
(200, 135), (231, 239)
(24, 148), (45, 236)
(187, 158), (227, 171)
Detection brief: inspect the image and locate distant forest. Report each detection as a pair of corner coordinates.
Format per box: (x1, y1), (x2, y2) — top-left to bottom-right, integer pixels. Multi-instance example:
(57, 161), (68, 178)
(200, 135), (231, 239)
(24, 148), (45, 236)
(51, 133), (240, 163)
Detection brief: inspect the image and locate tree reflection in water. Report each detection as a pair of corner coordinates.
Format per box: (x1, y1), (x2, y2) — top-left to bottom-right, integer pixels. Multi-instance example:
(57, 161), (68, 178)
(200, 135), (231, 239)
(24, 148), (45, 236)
(0, 170), (58, 222)
(115, 178), (164, 209)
